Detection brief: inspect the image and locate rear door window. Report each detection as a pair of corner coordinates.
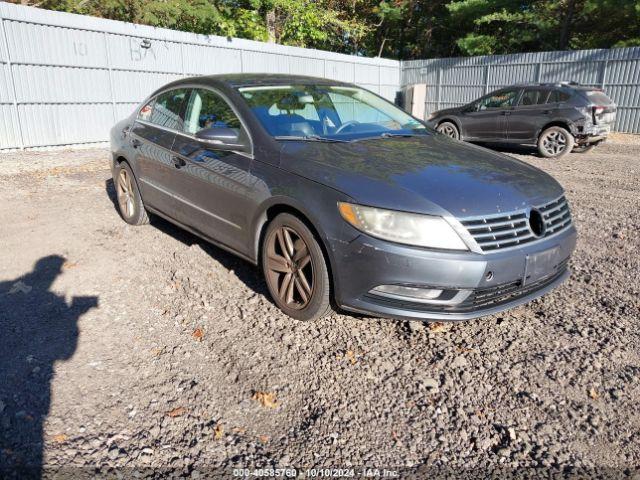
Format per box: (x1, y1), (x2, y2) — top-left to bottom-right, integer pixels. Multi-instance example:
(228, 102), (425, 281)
(518, 89), (549, 106)
(148, 89), (188, 130)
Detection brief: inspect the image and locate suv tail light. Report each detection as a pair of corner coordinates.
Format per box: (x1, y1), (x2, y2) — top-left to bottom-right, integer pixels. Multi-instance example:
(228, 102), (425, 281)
(592, 106), (605, 124)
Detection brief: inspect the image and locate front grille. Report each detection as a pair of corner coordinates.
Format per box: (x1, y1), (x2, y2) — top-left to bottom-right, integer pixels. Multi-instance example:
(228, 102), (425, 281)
(460, 195), (572, 252)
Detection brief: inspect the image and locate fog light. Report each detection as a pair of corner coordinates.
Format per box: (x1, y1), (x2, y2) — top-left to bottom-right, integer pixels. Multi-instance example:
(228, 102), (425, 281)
(371, 285), (443, 302)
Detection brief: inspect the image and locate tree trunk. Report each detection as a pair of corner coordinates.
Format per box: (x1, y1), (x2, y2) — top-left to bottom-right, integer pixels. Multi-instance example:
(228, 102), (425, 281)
(266, 10), (276, 43)
(559, 0), (576, 49)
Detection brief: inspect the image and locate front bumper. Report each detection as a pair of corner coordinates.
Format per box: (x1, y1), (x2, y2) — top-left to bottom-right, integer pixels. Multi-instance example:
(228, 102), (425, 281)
(331, 225), (577, 321)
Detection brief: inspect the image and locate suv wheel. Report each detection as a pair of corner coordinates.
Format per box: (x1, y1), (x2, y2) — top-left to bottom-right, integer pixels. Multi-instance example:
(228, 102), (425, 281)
(114, 162), (149, 225)
(436, 121), (459, 140)
(537, 126), (574, 158)
(262, 213), (332, 321)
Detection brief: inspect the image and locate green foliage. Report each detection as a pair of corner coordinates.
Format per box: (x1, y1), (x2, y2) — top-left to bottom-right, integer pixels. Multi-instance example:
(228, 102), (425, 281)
(21, 0), (640, 58)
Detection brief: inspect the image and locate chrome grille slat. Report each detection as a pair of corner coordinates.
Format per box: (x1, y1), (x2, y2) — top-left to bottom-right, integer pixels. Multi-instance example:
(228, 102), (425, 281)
(459, 195), (573, 252)
(473, 226), (531, 240)
(545, 209), (570, 223)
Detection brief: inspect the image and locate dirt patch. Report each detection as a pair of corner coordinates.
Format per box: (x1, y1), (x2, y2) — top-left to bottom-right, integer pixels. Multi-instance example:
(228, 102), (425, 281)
(1, 140), (639, 477)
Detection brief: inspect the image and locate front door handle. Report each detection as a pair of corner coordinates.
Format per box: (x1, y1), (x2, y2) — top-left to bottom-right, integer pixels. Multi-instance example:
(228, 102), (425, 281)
(131, 138), (142, 148)
(171, 156), (186, 168)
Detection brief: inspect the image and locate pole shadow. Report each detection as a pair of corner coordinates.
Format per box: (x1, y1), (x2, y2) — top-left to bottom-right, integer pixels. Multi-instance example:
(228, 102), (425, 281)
(0, 255), (98, 479)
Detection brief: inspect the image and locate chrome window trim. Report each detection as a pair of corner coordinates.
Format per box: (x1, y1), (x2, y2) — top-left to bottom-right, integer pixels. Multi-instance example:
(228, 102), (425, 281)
(134, 84), (255, 159)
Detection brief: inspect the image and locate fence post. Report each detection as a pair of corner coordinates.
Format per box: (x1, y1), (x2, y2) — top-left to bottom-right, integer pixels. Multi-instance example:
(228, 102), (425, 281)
(436, 67), (442, 110)
(0, 11), (25, 149)
(103, 31), (117, 123)
(484, 64), (490, 93)
(536, 62), (542, 82)
(600, 59), (608, 89)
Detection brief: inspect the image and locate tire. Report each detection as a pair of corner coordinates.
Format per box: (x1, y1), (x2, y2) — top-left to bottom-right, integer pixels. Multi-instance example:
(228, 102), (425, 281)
(436, 121), (460, 140)
(537, 126), (574, 158)
(573, 144), (596, 154)
(261, 213), (332, 321)
(113, 161), (149, 225)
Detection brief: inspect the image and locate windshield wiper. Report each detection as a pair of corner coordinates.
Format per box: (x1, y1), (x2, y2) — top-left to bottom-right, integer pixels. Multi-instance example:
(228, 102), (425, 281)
(379, 132), (426, 138)
(274, 135), (349, 143)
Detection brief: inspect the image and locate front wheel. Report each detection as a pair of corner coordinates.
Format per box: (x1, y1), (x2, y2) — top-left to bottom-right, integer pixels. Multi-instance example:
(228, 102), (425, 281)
(261, 213), (332, 321)
(114, 162), (149, 225)
(537, 126), (574, 158)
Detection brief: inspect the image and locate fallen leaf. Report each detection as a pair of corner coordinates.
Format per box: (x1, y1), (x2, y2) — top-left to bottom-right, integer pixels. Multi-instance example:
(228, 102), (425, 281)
(428, 322), (448, 333)
(214, 423), (224, 440)
(150, 347), (164, 357)
(589, 388), (600, 400)
(258, 435), (270, 444)
(232, 427), (246, 434)
(391, 430), (399, 442)
(166, 407), (187, 417)
(62, 261), (78, 270)
(53, 434), (68, 443)
(192, 328), (204, 342)
(252, 391), (278, 409)
(346, 350), (357, 365)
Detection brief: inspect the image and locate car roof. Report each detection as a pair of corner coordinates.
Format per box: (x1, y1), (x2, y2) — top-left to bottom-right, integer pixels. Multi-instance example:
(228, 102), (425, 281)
(172, 73), (354, 89)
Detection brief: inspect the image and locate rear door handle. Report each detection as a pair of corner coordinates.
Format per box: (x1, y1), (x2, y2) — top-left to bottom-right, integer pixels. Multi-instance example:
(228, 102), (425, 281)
(171, 156), (186, 168)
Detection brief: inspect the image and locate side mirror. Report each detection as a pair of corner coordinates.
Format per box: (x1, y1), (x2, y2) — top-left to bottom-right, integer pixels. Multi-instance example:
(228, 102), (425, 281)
(195, 127), (249, 152)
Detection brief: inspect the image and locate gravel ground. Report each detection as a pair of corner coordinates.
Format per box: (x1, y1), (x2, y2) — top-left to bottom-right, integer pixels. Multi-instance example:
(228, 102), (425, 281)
(0, 138), (639, 479)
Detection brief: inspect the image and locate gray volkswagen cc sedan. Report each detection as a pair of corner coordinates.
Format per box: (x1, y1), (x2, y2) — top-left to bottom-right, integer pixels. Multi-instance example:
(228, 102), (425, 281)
(110, 74), (576, 322)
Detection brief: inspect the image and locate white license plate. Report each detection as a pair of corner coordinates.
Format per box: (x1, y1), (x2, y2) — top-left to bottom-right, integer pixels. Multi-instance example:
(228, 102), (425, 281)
(523, 246), (561, 286)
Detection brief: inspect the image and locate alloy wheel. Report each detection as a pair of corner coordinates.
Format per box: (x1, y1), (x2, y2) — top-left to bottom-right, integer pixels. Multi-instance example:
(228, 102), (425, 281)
(117, 168), (135, 218)
(265, 226), (314, 310)
(437, 123), (458, 138)
(541, 131), (567, 156)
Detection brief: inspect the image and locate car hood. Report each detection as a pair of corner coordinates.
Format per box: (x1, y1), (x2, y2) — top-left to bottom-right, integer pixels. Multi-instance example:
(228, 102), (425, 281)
(279, 135), (564, 218)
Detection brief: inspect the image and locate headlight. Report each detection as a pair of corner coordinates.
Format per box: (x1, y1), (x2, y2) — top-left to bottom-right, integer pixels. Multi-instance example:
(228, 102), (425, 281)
(338, 202), (468, 250)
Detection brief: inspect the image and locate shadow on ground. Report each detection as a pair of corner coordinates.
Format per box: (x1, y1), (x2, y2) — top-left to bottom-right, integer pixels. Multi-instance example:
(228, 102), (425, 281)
(0, 256), (98, 479)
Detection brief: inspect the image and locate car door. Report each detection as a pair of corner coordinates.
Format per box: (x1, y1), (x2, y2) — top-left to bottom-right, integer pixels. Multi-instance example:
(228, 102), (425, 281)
(129, 88), (189, 215)
(169, 87), (255, 253)
(507, 88), (552, 142)
(462, 89), (520, 141)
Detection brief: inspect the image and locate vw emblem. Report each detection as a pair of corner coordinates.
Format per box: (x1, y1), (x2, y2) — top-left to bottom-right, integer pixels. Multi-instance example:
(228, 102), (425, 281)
(528, 208), (546, 237)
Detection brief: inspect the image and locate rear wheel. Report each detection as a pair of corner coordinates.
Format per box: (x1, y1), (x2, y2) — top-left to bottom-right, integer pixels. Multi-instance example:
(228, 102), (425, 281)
(573, 143), (596, 154)
(261, 213), (331, 321)
(114, 162), (149, 225)
(436, 121), (460, 140)
(537, 126), (574, 158)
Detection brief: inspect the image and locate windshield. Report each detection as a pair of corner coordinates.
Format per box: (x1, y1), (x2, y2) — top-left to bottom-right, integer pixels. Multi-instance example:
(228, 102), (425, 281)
(237, 84), (428, 141)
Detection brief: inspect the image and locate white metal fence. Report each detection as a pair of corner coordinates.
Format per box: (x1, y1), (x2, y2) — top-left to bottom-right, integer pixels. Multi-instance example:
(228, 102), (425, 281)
(0, 3), (400, 150)
(402, 48), (640, 133)
(2, 3), (640, 150)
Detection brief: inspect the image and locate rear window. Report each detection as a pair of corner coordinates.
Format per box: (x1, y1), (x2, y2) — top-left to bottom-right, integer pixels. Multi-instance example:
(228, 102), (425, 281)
(585, 90), (613, 105)
(547, 90), (571, 104)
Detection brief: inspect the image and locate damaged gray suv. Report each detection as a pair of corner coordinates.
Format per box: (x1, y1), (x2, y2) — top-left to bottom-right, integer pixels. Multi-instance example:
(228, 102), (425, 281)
(428, 82), (616, 158)
(110, 74), (576, 322)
